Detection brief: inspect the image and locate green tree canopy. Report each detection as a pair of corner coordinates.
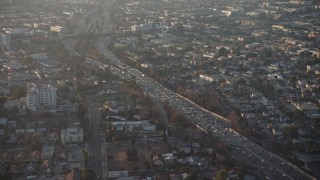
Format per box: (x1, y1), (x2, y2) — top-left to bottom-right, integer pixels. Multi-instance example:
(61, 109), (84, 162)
(9, 86), (26, 99)
(246, 52), (258, 59)
(283, 125), (298, 138)
(0, 93), (7, 104)
(216, 167), (227, 180)
(81, 168), (96, 180)
(218, 47), (230, 57)
(0, 161), (12, 179)
(237, 163), (247, 178)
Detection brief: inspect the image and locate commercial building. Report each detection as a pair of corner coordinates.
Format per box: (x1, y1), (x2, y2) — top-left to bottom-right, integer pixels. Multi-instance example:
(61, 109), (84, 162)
(61, 128), (83, 144)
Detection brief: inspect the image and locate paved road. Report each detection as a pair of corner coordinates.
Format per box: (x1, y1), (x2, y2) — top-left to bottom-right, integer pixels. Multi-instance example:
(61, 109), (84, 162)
(87, 101), (103, 180)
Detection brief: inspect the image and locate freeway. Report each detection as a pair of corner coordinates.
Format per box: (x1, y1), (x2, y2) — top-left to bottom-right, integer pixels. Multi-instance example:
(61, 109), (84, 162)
(95, 39), (316, 180)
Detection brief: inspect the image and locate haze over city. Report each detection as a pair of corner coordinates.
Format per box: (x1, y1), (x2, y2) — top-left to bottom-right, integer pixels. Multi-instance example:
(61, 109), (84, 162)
(0, 0), (319, 180)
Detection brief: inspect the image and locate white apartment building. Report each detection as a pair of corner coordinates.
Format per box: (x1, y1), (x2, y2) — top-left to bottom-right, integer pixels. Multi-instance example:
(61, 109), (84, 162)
(26, 91), (37, 111)
(26, 83), (57, 111)
(38, 86), (57, 106)
(61, 128), (83, 144)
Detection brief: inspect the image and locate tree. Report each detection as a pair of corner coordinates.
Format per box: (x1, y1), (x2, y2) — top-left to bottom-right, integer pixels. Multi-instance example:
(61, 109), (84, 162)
(131, 135), (136, 146)
(130, 93), (138, 110)
(0, 132), (9, 145)
(237, 78), (246, 85)
(126, 148), (138, 161)
(227, 110), (239, 130)
(77, 103), (88, 130)
(211, 154), (217, 166)
(246, 52), (258, 59)
(28, 141), (42, 151)
(0, 108), (8, 118)
(8, 106), (19, 117)
(276, 89), (284, 96)
(9, 86), (26, 99)
(82, 150), (89, 167)
(81, 168), (96, 180)
(265, 50), (273, 57)
(289, 76), (297, 84)
(186, 171), (197, 180)
(174, 24), (185, 34)
(171, 111), (190, 127)
(0, 94), (7, 104)
(283, 125), (298, 138)
(25, 108), (34, 118)
(221, 158), (236, 168)
(237, 163), (247, 178)
(105, 123), (115, 142)
(144, 161), (151, 169)
(218, 47), (229, 57)
(0, 161), (12, 179)
(216, 167), (227, 180)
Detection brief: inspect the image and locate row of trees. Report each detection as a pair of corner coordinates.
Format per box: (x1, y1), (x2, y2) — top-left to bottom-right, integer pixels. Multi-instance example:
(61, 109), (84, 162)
(105, 123), (116, 143)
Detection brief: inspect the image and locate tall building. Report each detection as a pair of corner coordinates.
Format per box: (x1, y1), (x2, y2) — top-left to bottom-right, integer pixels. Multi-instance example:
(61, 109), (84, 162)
(26, 90), (38, 111)
(26, 83), (57, 111)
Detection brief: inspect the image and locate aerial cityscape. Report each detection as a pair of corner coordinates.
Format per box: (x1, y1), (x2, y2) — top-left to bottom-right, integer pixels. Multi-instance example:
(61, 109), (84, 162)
(0, 0), (319, 179)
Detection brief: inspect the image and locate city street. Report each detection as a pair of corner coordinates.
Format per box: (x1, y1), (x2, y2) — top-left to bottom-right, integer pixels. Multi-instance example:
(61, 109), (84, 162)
(87, 101), (103, 180)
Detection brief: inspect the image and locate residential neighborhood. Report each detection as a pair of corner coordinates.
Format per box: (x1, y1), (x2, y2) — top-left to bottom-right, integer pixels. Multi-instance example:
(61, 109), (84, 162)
(0, 0), (319, 180)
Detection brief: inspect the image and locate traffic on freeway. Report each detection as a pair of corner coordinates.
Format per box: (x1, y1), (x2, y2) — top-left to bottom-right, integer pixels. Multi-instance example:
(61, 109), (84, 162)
(95, 40), (316, 180)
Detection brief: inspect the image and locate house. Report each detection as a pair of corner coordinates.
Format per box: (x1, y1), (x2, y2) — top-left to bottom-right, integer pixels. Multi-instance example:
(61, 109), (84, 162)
(108, 170), (129, 179)
(6, 135), (17, 144)
(186, 155), (200, 166)
(272, 128), (282, 136)
(305, 110), (320, 119)
(191, 143), (201, 153)
(49, 132), (60, 144)
(29, 151), (41, 162)
(205, 148), (213, 155)
(6, 120), (16, 129)
(152, 153), (164, 167)
(296, 102), (319, 111)
(162, 153), (176, 165)
(66, 168), (81, 180)
(169, 174), (182, 180)
(25, 163), (38, 176)
(177, 144), (191, 154)
(41, 145), (54, 159)
(67, 148), (85, 170)
(228, 169), (239, 179)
